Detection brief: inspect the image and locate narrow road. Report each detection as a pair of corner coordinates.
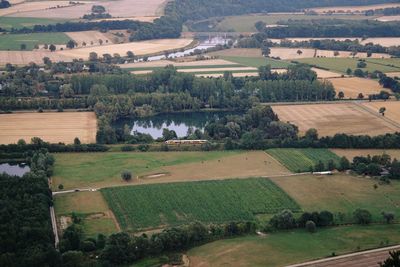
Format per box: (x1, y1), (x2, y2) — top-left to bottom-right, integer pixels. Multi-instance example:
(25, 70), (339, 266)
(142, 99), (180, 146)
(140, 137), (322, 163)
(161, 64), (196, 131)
(286, 245), (400, 267)
(50, 206), (59, 247)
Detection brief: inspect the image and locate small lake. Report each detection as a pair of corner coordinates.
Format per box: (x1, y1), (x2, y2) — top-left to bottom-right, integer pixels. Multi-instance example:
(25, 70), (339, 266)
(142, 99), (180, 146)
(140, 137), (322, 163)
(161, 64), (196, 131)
(115, 111), (238, 139)
(0, 163), (30, 177)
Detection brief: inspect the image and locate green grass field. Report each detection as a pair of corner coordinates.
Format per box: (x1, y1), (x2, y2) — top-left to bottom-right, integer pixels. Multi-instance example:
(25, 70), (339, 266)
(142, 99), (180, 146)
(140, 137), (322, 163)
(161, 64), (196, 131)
(0, 17), (68, 30)
(295, 58), (400, 74)
(215, 14), (370, 32)
(101, 178), (300, 231)
(0, 32), (70, 51)
(188, 224), (400, 267)
(220, 56), (291, 68)
(266, 148), (340, 172)
(52, 151), (242, 190)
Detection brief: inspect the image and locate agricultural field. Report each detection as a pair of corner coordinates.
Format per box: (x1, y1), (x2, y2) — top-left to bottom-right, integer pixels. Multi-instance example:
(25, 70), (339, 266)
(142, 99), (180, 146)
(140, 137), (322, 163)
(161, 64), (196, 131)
(331, 149), (400, 161)
(0, 17), (67, 30)
(219, 56), (291, 68)
(5, 0), (165, 19)
(271, 173), (400, 223)
(207, 48), (263, 57)
(271, 48), (390, 60)
(57, 38), (193, 60)
(0, 50), (72, 65)
(272, 102), (400, 136)
(266, 148), (340, 173)
(272, 37), (400, 47)
(188, 224), (400, 267)
(362, 101), (400, 127)
(213, 13), (369, 32)
(52, 151), (291, 190)
(65, 31), (113, 48)
(295, 57), (400, 73)
(0, 32), (70, 51)
(311, 68), (342, 78)
(0, 112), (97, 145)
(328, 77), (385, 99)
(120, 59), (242, 70)
(101, 178), (300, 231)
(54, 191), (119, 237)
(308, 3), (400, 14)
(0, 1), (77, 17)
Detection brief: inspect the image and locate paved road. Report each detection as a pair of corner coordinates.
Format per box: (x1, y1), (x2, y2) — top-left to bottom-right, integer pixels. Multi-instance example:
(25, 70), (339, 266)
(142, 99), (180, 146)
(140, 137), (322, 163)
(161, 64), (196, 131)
(286, 245), (400, 267)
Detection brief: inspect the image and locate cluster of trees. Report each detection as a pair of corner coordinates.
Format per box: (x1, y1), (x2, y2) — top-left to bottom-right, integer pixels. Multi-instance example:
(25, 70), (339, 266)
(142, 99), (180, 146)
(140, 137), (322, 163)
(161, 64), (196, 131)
(56, 220), (256, 266)
(0, 0), (10, 9)
(365, 6), (400, 16)
(0, 148), (57, 267)
(259, 19), (400, 38)
(348, 154), (400, 179)
(82, 5), (112, 20)
(380, 74), (400, 93)
(268, 210), (334, 231)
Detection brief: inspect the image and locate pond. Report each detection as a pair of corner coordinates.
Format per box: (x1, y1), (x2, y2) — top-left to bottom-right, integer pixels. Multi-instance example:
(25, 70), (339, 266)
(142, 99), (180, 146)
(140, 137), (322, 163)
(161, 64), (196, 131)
(115, 111), (238, 139)
(0, 163), (30, 177)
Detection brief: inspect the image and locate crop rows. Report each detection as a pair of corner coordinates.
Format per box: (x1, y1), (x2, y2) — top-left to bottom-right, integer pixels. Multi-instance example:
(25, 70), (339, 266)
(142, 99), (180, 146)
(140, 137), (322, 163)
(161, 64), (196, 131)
(101, 178), (300, 231)
(266, 148), (340, 173)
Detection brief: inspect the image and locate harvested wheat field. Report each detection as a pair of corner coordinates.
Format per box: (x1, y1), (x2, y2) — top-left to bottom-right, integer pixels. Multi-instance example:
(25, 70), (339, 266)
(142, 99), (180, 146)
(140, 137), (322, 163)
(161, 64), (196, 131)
(316, 50), (390, 59)
(272, 103), (400, 137)
(332, 149), (400, 160)
(308, 3), (400, 14)
(65, 31), (113, 47)
(141, 151), (291, 184)
(327, 77), (385, 99)
(57, 38), (193, 59)
(362, 101), (400, 126)
(269, 47), (316, 59)
(0, 1), (79, 16)
(0, 112), (97, 144)
(93, 16), (159, 23)
(386, 72), (400, 78)
(196, 72), (260, 78)
(10, 0), (165, 19)
(178, 67), (257, 73)
(0, 51), (72, 65)
(312, 68), (342, 78)
(270, 38), (400, 48)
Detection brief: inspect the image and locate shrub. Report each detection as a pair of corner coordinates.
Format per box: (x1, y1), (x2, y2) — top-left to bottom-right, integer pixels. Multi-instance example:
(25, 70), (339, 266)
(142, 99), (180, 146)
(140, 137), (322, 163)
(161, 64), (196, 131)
(121, 145), (135, 151)
(58, 184), (64, 190)
(305, 220), (316, 233)
(121, 171), (132, 181)
(269, 209), (296, 230)
(382, 212), (395, 224)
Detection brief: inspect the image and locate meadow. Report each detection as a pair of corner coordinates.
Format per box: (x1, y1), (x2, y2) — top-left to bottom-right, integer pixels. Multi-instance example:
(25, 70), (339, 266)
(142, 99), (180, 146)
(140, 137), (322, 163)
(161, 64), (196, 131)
(0, 17), (67, 30)
(0, 32), (70, 51)
(188, 224), (400, 267)
(271, 173), (400, 223)
(101, 178), (300, 231)
(219, 56), (291, 68)
(54, 191), (118, 237)
(295, 58), (400, 73)
(266, 148), (340, 173)
(52, 151), (291, 190)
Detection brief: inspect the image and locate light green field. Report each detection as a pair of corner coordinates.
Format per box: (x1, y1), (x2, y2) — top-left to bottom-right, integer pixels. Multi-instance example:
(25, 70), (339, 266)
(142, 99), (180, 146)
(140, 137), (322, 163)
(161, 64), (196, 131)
(365, 58), (400, 69)
(296, 58), (400, 73)
(52, 151), (242, 190)
(215, 14), (371, 32)
(0, 32), (70, 51)
(102, 178), (300, 231)
(266, 148), (340, 173)
(272, 174), (400, 223)
(188, 224), (400, 267)
(0, 17), (67, 30)
(125, 64), (243, 71)
(220, 56), (291, 68)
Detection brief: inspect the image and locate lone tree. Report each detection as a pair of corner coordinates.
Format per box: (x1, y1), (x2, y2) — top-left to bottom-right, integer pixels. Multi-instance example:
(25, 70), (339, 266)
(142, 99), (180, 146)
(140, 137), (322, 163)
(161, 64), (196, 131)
(338, 91), (345, 99)
(297, 50), (303, 55)
(20, 43), (27, 50)
(382, 212), (395, 224)
(353, 209), (372, 225)
(74, 137), (81, 145)
(66, 40), (76, 49)
(49, 44), (56, 52)
(379, 250), (400, 267)
(379, 107), (386, 116)
(121, 171), (133, 181)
